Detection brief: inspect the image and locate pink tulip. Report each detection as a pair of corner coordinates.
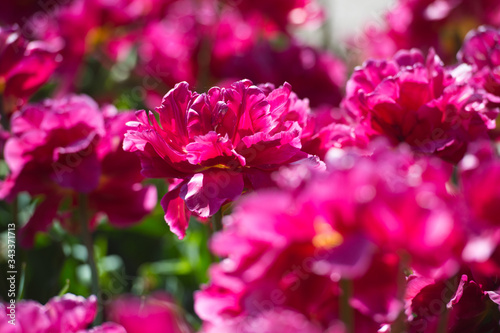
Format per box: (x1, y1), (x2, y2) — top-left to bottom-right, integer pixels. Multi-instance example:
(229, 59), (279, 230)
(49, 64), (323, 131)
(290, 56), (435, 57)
(195, 142), (464, 330)
(124, 80), (310, 238)
(0, 294), (125, 333)
(107, 292), (192, 333)
(343, 48), (497, 163)
(0, 96), (156, 247)
(0, 26), (59, 113)
(351, 0), (500, 63)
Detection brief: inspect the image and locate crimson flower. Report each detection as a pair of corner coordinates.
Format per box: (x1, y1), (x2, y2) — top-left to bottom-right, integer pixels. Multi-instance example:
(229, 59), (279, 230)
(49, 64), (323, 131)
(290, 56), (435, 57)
(405, 274), (500, 333)
(124, 80), (310, 238)
(0, 294), (125, 333)
(195, 142), (464, 331)
(458, 141), (500, 283)
(231, 0), (323, 29)
(352, 0), (500, 63)
(107, 292), (192, 333)
(457, 26), (500, 139)
(0, 26), (59, 113)
(210, 10), (346, 108)
(343, 48), (497, 163)
(0, 95), (156, 247)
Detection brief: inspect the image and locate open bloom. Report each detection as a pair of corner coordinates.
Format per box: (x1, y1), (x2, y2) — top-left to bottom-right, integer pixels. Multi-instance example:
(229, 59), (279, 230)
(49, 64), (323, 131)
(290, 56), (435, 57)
(200, 309), (333, 333)
(459, 141), (500, 231)
(195, 189), (389, 332)
(124, 80), (309, 238)
(405, 273), (500, 333)
(210, 11), (346, 108)
(458, 26), (500, 73)
(300, 106), (369, 160)
(343, 48), (497, 163)
(23, 0), (187, 94)
(0, 26), (59, 113)
(1, 95), (106, 198)
(0, 95), (156, 247)
(195, 142), (464, 331)
(351, 0), (500, 63)
(0, 294), (125, 333)
(233, 0), (323, 29)
(135, 16), (200, 88)
(457, 26), (500, 138)
(107, 292), (192, 333)
(86, 0), (179, 26)
(458, 141), (500, 282)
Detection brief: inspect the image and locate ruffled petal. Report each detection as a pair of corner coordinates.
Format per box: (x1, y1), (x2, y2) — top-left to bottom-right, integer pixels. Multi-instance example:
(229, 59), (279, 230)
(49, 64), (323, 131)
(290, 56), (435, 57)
(180, 171), (244, 218)
(161, 180), (191, 239)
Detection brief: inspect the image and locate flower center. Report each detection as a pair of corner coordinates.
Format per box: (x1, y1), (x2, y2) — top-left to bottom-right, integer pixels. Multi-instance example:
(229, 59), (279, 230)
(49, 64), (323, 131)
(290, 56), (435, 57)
(312, 218), (343, 249)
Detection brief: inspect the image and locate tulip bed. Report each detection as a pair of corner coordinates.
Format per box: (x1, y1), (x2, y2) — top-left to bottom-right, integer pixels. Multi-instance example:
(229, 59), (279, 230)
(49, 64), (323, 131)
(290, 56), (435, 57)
(1, 0), (500, 332)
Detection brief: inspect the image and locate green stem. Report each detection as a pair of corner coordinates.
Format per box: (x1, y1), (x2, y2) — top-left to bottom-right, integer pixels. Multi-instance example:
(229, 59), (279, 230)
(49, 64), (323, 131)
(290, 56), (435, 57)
(340, 279), (354, 333)
(17, 262), (26, 301)
(212, 210), (223, 233)
(196, 35), (212, 91)
(391, 253), (410, 333)
(208, 211), (224, 263)
(436, 275), (457, 333)
(11, 196), (18, 226)
(78, 194), (101, 324)
(0, 94), (9, 131)
(436, 306), (450, 333)
(390, 311), (406, 333)
(320, 0), (334, 51)
(58, 279), (71, 297)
